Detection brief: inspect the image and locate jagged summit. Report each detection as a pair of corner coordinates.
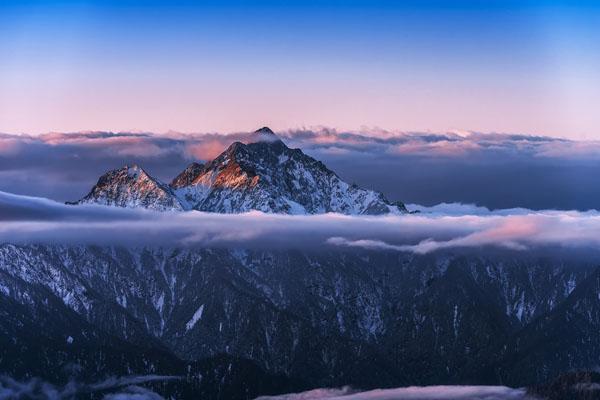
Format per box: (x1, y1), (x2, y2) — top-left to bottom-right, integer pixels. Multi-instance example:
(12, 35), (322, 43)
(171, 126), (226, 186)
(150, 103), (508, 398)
(76, 164), (184, 211)
(250, 126), (281, 143)
(255, 126), (275, 135)
(73, 127), (407, 215)
(123, 163), (144, 177)
(171, 162), (204, 189)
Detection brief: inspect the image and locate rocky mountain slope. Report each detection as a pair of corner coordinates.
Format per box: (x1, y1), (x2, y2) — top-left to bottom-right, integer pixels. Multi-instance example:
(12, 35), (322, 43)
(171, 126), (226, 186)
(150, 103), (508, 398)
(1, 243), (599, 398)
(73, 127), (407, 215)
(75, 164), (184, 211)
(488, 266), (600, 386)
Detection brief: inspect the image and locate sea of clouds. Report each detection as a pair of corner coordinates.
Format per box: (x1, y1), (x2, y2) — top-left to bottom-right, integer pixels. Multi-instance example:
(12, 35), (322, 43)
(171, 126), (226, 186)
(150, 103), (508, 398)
(2, 190), (600, 255)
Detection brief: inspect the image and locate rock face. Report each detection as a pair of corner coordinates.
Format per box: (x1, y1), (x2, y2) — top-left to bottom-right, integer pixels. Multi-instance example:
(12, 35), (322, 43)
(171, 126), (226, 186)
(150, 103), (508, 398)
(74, 127), (407, 215)
(76, 164), (184, 211)
(170, 162), (205, 189)
(490, 267), (600, 386)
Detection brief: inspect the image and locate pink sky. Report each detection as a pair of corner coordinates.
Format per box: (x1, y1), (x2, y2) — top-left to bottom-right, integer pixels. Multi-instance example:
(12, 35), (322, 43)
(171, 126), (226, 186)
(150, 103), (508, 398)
(1, 1), (599, 138)
(1, 72), (598, 139)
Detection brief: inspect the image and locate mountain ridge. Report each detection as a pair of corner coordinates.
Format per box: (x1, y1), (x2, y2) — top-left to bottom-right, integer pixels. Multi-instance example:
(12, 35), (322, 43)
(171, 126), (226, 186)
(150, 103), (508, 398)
(1, 243), (599, 399)
(73, 127), (407, 215)
(76, 164), (185, 211)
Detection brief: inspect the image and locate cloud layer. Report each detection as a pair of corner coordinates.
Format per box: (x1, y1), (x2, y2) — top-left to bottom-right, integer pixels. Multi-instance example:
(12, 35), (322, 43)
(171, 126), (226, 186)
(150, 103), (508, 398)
(3, 191), (600, 255)
(0, 375), (178, 400)
(2, 128), (600, 210)
(255, 385), (532, 400)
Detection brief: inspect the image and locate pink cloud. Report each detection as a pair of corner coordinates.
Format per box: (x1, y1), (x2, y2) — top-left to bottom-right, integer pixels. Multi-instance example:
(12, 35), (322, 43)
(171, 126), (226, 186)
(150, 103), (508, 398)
(0, 137), (24, 155)
(391, 139), (482, 157)
(3, 128), (600, 163)
(184, 139), (231, 160)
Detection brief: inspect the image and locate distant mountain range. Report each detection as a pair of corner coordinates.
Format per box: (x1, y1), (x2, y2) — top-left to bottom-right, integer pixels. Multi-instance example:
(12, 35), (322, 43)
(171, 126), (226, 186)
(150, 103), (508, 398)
(73, 127), (407, 215)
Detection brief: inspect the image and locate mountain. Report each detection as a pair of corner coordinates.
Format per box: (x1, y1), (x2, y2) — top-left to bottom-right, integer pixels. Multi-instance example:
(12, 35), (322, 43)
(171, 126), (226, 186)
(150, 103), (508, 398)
(73, 127), (407, 215)
(75, 164), (184, 211)
(1, 243), (599, 399)
(171, 161), (204, 188)
(487, 266), (600, 386)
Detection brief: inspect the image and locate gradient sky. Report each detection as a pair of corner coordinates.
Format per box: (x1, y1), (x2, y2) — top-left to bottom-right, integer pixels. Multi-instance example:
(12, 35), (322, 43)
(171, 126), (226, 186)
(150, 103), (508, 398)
(1, 0), (599, 138)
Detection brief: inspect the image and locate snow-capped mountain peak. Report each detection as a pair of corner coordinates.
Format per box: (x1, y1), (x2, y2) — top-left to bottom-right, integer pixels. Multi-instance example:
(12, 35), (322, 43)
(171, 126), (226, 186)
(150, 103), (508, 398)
(73, 127), (407, 215)
(75, 164), (184, 211)
(125, 163), (142, 176)
(251, 126), (281, 143)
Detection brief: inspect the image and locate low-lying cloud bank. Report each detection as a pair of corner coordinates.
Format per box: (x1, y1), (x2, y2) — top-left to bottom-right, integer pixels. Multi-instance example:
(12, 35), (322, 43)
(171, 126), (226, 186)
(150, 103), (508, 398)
(255, 385), (532, 400)
(2, 128), (600, 210)
(2, 191), (600, 255)
(0, 374), (178, 400)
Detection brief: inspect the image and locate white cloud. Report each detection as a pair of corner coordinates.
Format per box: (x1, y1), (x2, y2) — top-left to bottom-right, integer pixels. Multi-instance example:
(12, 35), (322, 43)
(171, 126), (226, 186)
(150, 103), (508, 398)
(3, 192), (600, 255)
(405, 203), (536, 216)
(0, 375), (177, 400)
(255, 385), (532, 400)
(102, 385), (166, 400)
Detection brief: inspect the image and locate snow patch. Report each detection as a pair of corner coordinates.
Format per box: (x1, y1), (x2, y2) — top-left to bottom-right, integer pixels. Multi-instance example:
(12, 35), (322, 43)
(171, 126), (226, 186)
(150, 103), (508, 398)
(284, 198), (308, 215)
(186, 304), (205, 331)
(453, 305), (459, 338)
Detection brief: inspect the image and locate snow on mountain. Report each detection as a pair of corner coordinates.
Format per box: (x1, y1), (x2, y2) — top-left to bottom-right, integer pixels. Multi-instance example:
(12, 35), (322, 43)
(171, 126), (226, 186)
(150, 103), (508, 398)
(1, 243), (597, 392)
(74, 164), (184, 211)
(73, 127), (407, 215)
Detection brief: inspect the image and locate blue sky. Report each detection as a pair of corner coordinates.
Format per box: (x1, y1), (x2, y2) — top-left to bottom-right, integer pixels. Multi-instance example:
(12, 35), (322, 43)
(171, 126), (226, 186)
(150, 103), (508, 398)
(1, 0), (599, 137)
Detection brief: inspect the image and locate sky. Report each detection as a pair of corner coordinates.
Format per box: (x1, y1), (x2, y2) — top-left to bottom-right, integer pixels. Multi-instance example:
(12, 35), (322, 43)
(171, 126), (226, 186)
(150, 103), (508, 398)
(1, 0), (599, 138)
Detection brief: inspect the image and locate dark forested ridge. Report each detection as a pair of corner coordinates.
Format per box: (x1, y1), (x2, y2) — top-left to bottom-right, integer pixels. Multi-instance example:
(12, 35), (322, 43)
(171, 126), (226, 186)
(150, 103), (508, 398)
(1, 244), (599, 398)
